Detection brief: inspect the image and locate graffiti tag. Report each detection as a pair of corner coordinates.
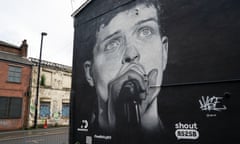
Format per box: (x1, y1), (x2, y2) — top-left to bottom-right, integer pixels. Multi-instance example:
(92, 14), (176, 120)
(199, 96), (227, 112)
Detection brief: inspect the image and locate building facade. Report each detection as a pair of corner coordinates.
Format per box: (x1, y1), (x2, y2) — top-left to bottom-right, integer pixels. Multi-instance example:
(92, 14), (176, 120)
(0, 40), (32, 131)
(70, 0), (239, 143)
(28, 58), (71, 128)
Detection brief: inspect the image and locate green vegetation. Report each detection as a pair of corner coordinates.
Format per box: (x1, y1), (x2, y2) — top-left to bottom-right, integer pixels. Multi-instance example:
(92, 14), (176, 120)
(40, 74), (46, 86)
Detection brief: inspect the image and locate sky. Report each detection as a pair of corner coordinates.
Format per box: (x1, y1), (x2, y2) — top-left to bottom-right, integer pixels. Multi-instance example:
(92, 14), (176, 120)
(0, 0), (86, 66)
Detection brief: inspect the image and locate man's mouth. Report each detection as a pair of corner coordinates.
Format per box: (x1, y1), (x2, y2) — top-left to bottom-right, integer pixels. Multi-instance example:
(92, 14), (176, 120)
(110, 63), (159, 101)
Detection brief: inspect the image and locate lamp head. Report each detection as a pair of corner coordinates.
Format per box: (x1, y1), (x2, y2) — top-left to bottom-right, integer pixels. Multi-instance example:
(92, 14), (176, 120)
(41, 32), (47, 36)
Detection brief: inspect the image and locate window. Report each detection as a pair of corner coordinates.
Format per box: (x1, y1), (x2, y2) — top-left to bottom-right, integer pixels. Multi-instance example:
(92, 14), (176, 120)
(0, 97), (22, 118)
(42, 70), (52, 86)
(62, 103), (70, 118)
(63, 74), (71, 88)
(8, 66), (22, 83)
(40, 102), (50, 118)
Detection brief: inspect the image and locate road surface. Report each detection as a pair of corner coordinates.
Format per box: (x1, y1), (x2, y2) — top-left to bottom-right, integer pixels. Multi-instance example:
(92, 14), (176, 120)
(0, 127), (68, 144)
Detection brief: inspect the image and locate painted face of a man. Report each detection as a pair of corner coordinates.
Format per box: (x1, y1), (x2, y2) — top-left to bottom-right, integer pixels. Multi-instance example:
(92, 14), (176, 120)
(85, 3), (168, 109)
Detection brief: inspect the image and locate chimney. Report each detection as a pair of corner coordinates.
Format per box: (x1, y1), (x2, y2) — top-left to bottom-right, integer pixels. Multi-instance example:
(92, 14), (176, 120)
(20, 39), (28, 57)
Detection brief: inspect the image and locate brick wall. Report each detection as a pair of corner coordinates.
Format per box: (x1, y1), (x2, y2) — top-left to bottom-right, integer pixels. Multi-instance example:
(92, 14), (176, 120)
(0, 61), (32, 131)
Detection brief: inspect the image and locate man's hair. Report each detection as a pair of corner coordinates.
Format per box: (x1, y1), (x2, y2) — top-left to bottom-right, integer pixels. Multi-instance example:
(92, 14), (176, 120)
(97, 0), (166, 37)
(74, 0), (166, 67)
(81, 0), (166, 62)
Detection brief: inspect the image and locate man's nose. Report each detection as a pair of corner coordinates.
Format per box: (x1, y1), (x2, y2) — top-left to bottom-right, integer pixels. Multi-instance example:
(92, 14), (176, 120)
(122, 45), (140, 64)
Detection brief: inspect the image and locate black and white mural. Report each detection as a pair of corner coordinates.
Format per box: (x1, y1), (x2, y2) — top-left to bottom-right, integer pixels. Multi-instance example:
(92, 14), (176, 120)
(70, 0), (240, 143)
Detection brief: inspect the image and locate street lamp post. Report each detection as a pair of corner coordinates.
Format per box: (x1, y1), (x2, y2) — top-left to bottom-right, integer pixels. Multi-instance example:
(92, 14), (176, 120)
(34, 32), (47, 128)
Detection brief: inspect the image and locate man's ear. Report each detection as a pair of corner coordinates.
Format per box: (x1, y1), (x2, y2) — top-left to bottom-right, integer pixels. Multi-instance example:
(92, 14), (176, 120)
(84, 61), (94, 86)
(161, 36), (168, 70)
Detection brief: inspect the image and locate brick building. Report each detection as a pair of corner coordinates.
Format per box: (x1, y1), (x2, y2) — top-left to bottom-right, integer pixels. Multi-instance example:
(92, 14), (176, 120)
(0, 40), (32, 131)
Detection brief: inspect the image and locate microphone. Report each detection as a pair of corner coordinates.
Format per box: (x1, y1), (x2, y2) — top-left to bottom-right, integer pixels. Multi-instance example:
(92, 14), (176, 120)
(115, 79), (143, 128)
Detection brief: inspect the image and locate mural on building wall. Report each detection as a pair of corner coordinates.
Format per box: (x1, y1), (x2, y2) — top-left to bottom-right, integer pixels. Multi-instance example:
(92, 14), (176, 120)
(71, 0), (239, 143)
(82, 0), (167, 134)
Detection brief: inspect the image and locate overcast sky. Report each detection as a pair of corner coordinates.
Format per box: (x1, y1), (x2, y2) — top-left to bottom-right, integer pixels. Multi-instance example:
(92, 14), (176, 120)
(0, 0), (86, 66)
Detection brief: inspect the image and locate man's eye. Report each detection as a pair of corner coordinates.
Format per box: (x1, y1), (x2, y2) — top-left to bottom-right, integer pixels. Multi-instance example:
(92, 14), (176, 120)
(138, 27), (153, 38)
(104, 39), (121, 51)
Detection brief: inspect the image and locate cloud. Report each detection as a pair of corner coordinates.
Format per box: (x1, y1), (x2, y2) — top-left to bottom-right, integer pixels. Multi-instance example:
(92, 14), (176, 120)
(0, 0), (79, 66)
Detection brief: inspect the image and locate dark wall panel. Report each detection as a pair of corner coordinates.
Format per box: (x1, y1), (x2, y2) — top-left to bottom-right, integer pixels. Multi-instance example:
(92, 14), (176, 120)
(71, 0), (239, 143)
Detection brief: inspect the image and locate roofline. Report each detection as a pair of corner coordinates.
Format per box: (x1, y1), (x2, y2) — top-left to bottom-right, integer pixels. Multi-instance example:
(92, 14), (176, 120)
(0, 40), (19, 49)
(29, 57), (72, 71)
(71, 0), (92, 17)
(0, 58), (33, 66)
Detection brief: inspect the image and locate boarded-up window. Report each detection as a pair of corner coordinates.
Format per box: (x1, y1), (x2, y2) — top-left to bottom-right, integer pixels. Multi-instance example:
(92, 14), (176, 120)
(62, 103), (70, 118)
(0, 97), (22, 118)
(8, 66), (22, 83)
(40, 102), (50, 118)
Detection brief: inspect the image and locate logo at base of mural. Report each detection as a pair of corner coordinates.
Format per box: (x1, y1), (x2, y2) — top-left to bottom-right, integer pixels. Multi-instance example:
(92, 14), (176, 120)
(199, 96), (227, 117)
(175, 122), (199, 140)
(77, 120), (88, 132)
